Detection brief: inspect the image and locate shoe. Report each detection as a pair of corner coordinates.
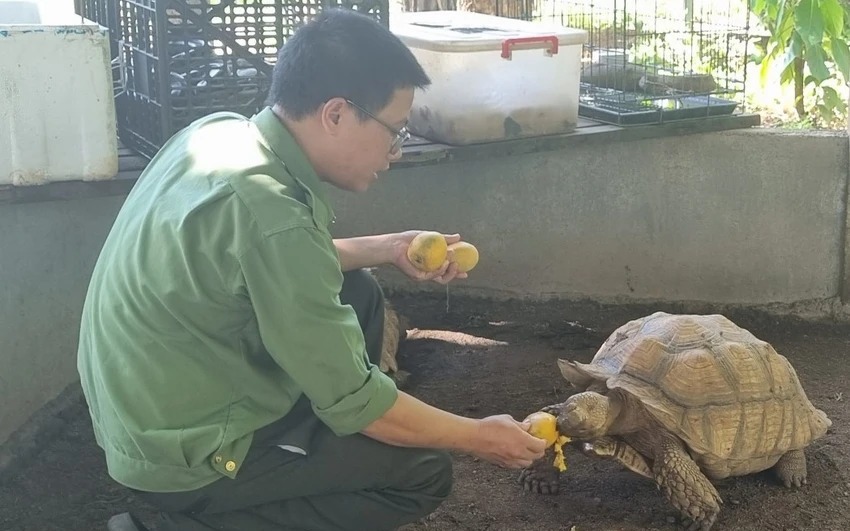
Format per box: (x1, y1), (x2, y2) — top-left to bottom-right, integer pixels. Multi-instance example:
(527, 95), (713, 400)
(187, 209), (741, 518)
(107, 512), (150, 531)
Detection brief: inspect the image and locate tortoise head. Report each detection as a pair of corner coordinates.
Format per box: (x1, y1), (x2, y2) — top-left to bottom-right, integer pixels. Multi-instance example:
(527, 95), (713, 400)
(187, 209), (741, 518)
(556, 391), (611, 439)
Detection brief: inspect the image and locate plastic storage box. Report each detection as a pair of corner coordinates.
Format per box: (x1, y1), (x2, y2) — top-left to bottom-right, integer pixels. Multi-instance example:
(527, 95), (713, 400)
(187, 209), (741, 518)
(0, 0), (118, 186)
(390, 11), (587, 145)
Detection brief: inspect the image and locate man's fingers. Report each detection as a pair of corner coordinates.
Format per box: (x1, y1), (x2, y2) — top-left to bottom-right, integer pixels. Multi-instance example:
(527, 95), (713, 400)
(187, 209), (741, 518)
(442, 233), (461, 244)
(413, 257), (469, 285)
(506, 459), (534, 469)
(531, 436), (548, 452)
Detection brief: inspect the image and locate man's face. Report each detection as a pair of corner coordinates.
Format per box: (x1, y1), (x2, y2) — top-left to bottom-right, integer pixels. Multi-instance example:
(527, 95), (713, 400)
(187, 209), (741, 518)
(321, 88), (414, 192)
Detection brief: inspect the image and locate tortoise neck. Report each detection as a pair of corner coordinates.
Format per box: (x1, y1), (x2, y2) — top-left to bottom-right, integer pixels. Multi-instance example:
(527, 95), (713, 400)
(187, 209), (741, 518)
(604, 391), (642, 435)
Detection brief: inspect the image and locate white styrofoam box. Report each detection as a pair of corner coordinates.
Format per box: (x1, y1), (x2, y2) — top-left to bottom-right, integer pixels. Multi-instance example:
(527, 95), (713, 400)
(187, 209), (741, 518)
(390, 11), (587, 145)
(0, 0), (118, 186)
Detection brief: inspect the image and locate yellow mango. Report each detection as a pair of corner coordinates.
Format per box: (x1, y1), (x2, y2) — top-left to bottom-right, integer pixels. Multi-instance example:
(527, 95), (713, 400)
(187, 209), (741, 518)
(447, 241), (479, 273)
(524, 411), (559, 447)
(553, 435), (570, 472)
(406, 232), (448, 272)
(524, 411), (571, 472)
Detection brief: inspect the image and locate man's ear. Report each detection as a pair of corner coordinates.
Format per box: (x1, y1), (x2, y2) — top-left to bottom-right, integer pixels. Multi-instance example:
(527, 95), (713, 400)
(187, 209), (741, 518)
(320, 98), (348, 133)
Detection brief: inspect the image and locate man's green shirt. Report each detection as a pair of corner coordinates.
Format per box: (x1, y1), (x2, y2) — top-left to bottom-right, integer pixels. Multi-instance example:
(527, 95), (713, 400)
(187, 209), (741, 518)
(77, 107), (398, 492)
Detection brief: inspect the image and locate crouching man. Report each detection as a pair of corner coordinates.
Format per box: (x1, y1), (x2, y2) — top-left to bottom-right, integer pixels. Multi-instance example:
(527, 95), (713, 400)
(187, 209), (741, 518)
(80, 8), (546, 531)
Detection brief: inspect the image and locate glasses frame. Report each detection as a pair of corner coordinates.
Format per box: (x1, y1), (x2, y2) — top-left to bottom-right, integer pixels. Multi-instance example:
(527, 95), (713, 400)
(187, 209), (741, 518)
(345, 98), (410, 154)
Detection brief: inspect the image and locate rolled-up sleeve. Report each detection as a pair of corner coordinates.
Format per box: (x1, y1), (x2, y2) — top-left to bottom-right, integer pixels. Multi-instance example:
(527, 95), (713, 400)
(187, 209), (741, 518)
(238, 225), (398, 435)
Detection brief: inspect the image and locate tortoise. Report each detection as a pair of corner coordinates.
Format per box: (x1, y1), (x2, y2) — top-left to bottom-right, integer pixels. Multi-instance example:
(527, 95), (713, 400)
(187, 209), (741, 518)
(380, 301), (412, 387)
(520, 311), (832, 531)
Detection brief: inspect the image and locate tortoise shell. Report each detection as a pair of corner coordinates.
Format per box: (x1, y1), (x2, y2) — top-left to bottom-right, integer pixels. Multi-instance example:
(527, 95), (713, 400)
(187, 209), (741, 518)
(564, 312), (831, 460)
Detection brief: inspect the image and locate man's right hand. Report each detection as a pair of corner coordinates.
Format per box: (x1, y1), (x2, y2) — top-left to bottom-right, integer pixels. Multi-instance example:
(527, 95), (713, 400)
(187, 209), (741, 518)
(362, 392), (547, 469)
(470, 414), (548, 469)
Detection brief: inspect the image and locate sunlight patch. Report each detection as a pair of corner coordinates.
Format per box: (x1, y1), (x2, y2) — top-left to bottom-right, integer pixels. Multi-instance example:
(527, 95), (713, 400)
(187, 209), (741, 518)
(407, 329), (509, 347)
(186, 121), (268, 173)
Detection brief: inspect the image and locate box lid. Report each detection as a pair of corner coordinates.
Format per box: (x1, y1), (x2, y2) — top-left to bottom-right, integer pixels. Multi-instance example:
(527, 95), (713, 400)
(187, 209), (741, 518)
(390, 11), (587, 53)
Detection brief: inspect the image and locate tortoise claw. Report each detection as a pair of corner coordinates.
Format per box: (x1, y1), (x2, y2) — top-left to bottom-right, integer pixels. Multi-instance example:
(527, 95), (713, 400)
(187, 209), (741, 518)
(774, 449), (808, 489)
(518, 449), (561, 495)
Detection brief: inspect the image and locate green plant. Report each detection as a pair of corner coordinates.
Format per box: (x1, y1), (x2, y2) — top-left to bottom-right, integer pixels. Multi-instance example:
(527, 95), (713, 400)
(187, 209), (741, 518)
(749, 0), (850, 124)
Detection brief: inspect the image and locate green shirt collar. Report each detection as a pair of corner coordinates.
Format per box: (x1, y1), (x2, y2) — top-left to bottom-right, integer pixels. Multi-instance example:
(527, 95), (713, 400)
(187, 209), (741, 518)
(251, 106), (335, 228)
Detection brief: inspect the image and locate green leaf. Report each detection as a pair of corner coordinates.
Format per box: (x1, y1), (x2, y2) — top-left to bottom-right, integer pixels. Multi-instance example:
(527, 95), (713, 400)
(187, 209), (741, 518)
(761, 55), (773, 86)
(776, 0), (789, 28)
(777, 31), (805, 74)
(760, 41), (780, 86)
(777, 2), (797, 42)
(830, 37), (850, 79)
(822, 85), (845, 111)
(780, 61), (797, 84)
(750, 0), (767, 14)
(805, 45), (832, 82)
(820, 0), (845, 36)
(796, 0), (825, 45)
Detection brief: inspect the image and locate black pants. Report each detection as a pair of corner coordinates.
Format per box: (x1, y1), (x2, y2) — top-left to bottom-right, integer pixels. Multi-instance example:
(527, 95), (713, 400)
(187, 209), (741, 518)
(133, 269), (453, 530)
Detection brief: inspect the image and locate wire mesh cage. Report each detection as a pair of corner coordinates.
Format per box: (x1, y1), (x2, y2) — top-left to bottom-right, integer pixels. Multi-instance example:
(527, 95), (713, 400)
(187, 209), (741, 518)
(75, 0), (390, 159)
(528, 0), (752, 125)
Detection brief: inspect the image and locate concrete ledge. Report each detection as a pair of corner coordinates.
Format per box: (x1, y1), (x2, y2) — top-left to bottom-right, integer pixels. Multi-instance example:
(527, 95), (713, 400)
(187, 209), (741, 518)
(0, 114), (760, 205)
(330, 128), (850, 307)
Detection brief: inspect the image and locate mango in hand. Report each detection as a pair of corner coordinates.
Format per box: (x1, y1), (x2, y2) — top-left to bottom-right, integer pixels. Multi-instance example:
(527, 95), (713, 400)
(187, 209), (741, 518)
(447, 241), (479, 273)
(523, 411), (571, 472)
(524, 411), (560, 447)
(407, 231), (448, 272)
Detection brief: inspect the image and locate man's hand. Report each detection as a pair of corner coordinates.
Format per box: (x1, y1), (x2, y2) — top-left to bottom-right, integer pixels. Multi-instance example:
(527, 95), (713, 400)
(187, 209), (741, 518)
(362, 392), (547, 470)
(470, 414), (549, 469)
(389, 230), (468, 285)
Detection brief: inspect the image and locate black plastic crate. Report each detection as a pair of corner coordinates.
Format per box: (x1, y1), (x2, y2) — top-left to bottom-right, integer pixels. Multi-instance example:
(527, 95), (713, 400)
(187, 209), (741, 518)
(75, 0), (121, 58)
(75, 0), (389, 159)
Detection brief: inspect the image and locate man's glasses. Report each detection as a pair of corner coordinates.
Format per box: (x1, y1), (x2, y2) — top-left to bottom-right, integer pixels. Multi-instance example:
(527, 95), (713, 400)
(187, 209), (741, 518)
(345, 99), (410, 154)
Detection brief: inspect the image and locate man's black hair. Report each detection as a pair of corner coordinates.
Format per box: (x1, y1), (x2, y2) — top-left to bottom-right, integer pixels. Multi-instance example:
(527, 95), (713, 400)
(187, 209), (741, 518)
(266, 8), (431, 120)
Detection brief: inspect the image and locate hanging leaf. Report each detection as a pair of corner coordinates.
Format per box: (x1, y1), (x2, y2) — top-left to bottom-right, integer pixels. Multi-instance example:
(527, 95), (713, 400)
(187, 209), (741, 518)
(822, 86), (846, 111)
(819, 0), (845, 36)
(761, 41), (781, 86)
(796, 0), (825, 45)
(780, 61), (797, 84)
(777, 31), (805, 74)
(775, 0), (790, 31)
(805, 45), (832, 82)
(830, 37), (850, 80)
(776, 2), (797, 43)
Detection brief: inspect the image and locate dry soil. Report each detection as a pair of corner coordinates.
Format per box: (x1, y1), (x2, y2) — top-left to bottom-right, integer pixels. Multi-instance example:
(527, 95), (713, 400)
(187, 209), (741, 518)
(1, 294), (848, 531)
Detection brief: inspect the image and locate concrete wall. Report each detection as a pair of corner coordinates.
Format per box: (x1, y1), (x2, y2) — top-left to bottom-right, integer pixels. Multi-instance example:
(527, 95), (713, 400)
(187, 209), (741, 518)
(329, 129), (850, 306)
(0, 196), (124, 449)
(0, 128), (847, 453)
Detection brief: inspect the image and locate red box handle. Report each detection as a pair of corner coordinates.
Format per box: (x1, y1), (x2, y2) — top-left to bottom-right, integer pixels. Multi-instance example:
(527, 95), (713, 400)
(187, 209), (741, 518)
(501, 36), (559, 59)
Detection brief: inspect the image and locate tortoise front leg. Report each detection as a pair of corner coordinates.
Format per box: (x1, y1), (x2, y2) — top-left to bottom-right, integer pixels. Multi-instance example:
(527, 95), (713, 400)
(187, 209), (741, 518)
(581, 436), (653, 480)
(519, 446), (561, 494)
(653, 438), (723, 531)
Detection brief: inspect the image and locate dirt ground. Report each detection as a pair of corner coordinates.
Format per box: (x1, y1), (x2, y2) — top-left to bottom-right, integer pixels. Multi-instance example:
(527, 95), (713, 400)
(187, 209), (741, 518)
(1, 293), (849, 531)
